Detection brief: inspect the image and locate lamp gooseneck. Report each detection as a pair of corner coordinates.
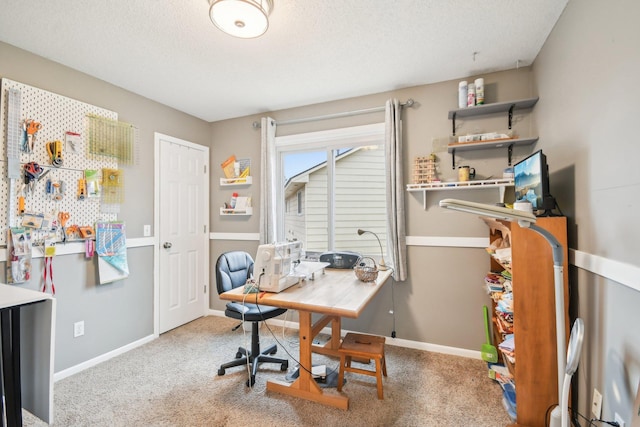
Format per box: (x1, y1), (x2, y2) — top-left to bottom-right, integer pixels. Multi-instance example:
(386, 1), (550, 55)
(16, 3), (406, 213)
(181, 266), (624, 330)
(357, 229), (388, 270)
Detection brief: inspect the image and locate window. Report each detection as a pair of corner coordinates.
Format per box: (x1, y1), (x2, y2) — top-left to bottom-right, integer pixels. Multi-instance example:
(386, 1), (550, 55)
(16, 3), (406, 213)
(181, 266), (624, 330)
(275, 123), (388, 259)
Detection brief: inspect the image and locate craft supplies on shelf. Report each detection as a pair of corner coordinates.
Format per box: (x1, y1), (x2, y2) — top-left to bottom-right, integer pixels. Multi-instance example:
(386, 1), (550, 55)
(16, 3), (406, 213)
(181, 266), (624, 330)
(220, 156), (251, 184)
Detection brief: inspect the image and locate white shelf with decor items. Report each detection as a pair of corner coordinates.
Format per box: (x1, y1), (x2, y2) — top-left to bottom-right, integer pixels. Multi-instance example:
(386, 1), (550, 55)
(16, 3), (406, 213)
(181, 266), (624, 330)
(220, 192), (252, 216)
(447, 97), (539, 169)
(220, 206), (253, 216)
(406, 178), (513, 210)
(483, 216), (568, 427)
(220, 176), (252, 186)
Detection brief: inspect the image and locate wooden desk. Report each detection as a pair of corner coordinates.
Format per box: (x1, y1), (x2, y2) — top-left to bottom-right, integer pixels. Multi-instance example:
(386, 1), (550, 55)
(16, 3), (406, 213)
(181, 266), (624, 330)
(0, 284), (56, 425)
(219, 268), (392, 410)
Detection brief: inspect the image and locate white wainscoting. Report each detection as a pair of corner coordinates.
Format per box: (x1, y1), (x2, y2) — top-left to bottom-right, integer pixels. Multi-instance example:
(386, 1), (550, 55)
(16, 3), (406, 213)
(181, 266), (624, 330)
(406, 235), (640, 293)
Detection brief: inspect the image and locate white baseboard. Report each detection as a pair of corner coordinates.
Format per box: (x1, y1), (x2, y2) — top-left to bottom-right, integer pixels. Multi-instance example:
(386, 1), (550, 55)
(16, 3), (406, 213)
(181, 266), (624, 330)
(206, 310), (482, 360)
(53, 334), (158, 382)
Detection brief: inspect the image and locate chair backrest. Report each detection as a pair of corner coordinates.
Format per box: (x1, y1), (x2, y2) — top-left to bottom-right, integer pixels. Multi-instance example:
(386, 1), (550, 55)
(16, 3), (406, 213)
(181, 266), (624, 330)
(216, 251), (254, 295)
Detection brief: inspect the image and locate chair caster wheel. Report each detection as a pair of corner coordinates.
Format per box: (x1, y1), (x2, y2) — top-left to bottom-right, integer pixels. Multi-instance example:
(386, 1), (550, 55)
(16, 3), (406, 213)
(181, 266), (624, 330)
(218, 368), (225, 376)
(235, 352), (243, 359)
(280, 362), (288, 371)
(246, 376), (256, 387)
(269, 348), (277, 355)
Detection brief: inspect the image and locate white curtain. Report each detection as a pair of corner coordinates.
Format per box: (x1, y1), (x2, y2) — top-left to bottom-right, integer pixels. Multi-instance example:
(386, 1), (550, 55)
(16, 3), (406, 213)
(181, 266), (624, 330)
(259, 117), (277, 244)
(385, 99), (407, 281)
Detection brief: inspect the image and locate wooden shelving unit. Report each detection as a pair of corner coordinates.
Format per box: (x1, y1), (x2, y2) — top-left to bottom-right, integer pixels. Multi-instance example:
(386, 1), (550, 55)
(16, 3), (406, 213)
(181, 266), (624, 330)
(487, 217), (569, 427)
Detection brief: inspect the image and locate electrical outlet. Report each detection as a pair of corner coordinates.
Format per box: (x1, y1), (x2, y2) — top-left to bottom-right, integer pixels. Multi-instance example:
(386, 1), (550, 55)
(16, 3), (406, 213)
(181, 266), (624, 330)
(615, 412), (625, 427)
(592, 388), (603, 418)
(143, 224), (151, 237)
(74, 321), (85, 338)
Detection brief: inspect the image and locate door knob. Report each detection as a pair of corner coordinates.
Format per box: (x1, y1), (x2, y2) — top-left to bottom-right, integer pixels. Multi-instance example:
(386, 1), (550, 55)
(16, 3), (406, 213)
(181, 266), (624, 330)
(163, 242), (172, 249)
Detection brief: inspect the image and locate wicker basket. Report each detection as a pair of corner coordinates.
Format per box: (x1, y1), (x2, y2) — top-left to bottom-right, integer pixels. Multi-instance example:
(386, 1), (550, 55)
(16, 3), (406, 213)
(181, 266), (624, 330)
(354, 257), (379, 282)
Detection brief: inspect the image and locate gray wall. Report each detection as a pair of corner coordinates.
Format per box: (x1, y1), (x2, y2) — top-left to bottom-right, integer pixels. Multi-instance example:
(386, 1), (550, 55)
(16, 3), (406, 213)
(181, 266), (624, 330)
(532, 0), (640, 422)
(210, 1), (640, 423)
(0, 41), (211, 371)
(3, 0), (639, 422)
(210, 67), (537, 351)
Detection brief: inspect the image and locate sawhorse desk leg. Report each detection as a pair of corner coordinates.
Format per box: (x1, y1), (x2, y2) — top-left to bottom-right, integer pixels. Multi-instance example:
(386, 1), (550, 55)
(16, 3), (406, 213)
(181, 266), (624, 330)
(267, 311), (349, 410)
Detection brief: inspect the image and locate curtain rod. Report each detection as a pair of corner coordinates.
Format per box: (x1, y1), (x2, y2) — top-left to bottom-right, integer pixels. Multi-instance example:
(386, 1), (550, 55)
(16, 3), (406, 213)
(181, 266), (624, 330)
(252, 98), (414, 129)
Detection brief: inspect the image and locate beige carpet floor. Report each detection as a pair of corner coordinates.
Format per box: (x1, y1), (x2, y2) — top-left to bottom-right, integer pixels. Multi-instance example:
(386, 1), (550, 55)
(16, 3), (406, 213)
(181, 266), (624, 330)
(23, 316), (512, 426)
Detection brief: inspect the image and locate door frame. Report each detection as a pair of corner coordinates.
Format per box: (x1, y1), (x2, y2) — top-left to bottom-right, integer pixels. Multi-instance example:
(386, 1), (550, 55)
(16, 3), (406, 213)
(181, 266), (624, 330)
(153, 132), (210, 336)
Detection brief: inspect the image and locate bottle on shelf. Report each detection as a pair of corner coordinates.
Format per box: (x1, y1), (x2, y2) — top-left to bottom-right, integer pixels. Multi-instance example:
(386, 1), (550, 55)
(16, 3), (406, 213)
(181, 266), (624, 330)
(458, 81), (468, 108)
(467, 82), (476, 107)
(475, 78), (484, 105)
(230, 192), (238, 209)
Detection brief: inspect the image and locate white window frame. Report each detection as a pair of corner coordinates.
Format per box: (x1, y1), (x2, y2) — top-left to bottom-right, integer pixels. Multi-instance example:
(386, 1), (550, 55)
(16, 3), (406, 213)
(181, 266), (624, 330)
(274, 122), (385, 245)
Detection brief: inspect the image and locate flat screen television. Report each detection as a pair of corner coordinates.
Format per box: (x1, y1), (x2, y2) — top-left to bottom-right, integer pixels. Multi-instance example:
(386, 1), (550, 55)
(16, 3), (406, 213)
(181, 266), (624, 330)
(513, 149), (556, 215)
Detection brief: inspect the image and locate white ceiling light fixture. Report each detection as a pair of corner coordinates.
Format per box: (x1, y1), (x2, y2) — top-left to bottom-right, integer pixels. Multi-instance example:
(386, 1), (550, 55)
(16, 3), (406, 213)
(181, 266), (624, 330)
(209, 0), (274, 39)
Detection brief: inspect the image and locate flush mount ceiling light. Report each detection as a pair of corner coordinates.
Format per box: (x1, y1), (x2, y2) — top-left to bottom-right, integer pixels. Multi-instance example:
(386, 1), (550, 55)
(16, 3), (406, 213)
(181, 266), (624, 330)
(209, 0), (274, 39)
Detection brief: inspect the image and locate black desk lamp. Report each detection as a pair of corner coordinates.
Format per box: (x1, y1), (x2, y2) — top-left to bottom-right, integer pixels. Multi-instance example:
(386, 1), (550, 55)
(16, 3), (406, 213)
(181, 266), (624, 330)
(357, 229), (389, 271)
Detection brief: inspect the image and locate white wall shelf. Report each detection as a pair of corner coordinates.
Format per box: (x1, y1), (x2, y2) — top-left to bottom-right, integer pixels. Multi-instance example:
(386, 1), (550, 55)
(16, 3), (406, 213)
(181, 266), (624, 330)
(406, 178), (513, 209)
(220, 176), (252, 186)
(220, 207), (253, 216)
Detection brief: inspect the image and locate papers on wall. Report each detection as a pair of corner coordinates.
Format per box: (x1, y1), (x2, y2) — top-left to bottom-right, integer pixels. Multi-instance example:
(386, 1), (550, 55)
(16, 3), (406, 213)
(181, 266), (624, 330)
(96, 222), (129, 284)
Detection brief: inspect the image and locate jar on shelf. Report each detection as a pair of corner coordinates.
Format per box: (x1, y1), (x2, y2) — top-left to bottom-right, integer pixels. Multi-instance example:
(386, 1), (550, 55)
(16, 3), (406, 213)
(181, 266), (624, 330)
(458, 81), (468, 108)
(467, 83), (476, 107)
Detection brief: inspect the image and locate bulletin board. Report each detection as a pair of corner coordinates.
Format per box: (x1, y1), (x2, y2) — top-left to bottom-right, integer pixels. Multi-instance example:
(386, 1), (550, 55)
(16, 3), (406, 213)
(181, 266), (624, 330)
(0, 78), (120, 247)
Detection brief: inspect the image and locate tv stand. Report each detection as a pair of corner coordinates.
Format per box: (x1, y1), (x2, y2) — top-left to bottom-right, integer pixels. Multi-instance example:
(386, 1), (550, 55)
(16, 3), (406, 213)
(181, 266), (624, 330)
(537, 210), (561, 217)
(535, 195), (559, 217)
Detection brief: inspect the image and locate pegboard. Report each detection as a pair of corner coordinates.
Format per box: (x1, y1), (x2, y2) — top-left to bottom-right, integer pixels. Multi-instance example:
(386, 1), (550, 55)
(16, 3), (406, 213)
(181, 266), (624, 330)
(1, 78), (119, 246)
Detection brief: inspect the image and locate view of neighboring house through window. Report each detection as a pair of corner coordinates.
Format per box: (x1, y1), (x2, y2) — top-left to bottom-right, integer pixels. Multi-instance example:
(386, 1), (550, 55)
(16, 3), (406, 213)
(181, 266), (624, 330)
(276, 124), (388, 262)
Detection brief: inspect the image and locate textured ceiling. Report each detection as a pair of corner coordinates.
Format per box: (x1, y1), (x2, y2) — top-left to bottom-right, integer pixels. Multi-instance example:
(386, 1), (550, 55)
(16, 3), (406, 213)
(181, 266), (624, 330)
(0, 0), (568, 122)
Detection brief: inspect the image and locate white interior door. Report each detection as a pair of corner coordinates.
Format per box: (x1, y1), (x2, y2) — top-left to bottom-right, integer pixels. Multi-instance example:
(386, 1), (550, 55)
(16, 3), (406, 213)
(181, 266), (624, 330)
(157, 133), (209, 333)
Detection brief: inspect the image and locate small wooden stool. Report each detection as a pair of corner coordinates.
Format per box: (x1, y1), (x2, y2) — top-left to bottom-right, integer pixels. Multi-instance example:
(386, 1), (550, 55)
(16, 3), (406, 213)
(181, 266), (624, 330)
(337, 332), (387, 399)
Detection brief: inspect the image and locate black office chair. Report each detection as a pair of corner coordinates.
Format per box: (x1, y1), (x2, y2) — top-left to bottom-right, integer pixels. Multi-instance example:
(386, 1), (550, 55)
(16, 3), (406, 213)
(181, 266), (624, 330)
(215, 251), (289, 386)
